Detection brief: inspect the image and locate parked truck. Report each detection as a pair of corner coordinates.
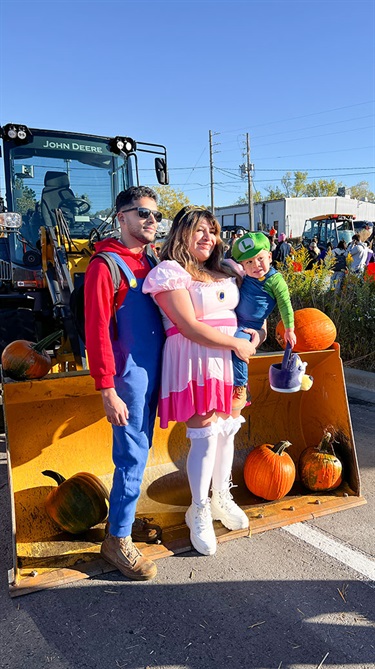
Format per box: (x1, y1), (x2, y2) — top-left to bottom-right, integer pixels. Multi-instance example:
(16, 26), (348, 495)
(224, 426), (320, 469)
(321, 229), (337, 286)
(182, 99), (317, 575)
(302, 213), (356, 250)
(215, 197), (375, 240)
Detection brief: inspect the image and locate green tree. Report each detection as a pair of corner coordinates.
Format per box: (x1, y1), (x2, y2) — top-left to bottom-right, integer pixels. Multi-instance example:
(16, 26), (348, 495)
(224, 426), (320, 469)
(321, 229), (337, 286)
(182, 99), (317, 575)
(153, 186), (192, 220)
(263, 172), (342, 200)
(264, 185), (284, 200)
(230, 171), (375, 206)
(305, 179), (340, 197)
(279, 171), (308, 197)
(348, 181), (375, 202)
(235, 190), (263, 204)
(235, 194), (248, 205)
(280, 172), (293, 197)
(75, 193), (92, 207)
(292, 171), (309, 197)
(14, 178), (37, 215)
(93, 207), (112, 219)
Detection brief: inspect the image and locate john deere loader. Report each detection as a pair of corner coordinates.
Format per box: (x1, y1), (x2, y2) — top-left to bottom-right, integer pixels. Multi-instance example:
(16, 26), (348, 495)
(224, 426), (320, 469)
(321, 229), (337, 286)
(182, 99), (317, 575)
(0, 124), (365, 596)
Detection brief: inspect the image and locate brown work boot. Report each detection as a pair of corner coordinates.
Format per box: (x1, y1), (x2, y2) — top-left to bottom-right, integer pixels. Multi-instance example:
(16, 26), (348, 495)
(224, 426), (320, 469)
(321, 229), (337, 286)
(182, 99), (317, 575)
(132, 517), (162, 543)
(104, 518), (162, 544)
(232, 385), (247, 410)
(100, 534), (157, 581)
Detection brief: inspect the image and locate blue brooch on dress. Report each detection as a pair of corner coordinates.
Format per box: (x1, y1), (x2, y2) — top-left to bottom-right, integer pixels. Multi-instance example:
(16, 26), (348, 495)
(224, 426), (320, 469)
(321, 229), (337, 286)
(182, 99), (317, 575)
(217, 290), (225, 301)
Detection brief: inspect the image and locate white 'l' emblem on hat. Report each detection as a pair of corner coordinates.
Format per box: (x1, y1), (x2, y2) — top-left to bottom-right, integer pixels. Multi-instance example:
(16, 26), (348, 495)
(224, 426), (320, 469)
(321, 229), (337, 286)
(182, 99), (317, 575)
(239, 237), (255, 253)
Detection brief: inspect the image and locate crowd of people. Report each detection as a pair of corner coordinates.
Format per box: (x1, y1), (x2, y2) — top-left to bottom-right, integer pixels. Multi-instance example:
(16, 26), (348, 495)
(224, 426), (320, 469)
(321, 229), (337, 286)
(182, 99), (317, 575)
(259, 227), (374, 279)
(84, 187), (373, 581)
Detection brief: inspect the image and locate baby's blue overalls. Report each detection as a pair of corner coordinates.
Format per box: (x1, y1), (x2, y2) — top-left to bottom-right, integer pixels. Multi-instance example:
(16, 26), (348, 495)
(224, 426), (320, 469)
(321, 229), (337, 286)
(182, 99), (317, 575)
(233, 267), (277, 386)
(106, 253), (165, 538)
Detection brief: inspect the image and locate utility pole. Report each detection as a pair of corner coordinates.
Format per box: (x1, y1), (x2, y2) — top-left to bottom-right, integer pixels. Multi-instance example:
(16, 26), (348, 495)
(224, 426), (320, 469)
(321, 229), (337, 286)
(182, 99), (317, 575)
(246, 133), (254, 231)
(209, 130), (215, 215)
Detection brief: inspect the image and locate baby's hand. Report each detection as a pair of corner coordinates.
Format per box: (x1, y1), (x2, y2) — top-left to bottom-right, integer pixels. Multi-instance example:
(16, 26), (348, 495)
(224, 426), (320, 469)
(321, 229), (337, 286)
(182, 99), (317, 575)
(284, 327), (297, 348)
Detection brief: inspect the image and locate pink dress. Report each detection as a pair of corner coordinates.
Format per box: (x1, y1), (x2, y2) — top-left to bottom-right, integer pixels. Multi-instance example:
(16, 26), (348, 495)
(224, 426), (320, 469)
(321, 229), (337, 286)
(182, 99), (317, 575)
(142, 260), (239, 428)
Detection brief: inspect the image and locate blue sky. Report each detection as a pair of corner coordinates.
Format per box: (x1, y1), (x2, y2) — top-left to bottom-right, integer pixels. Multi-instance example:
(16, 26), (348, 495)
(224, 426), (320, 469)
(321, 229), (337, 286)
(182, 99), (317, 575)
(1, 0), (374, 208)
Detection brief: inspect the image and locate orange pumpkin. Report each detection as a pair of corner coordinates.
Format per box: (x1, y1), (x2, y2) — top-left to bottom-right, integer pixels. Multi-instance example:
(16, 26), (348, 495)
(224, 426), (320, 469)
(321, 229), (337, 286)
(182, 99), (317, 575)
(299, 431), (342, 491)
(1, 330), (62, 380)
(276, 308), (336, 352)
(42, 470), (109, 534)
(244, 440), (296, 501)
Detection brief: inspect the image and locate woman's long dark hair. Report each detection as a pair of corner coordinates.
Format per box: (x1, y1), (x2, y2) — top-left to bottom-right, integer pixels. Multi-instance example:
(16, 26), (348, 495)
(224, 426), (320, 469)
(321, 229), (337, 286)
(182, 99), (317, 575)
(159, 206), (237, 282)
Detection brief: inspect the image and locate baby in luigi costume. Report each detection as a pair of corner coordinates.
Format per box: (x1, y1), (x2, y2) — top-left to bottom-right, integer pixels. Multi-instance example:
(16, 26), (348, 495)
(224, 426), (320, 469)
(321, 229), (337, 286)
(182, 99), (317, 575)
(229, 232), (297, 411)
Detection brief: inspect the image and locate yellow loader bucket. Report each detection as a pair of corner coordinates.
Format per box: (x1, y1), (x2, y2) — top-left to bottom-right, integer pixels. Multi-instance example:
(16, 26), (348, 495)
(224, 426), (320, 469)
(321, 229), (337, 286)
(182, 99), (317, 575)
(3, 343), (365, 597)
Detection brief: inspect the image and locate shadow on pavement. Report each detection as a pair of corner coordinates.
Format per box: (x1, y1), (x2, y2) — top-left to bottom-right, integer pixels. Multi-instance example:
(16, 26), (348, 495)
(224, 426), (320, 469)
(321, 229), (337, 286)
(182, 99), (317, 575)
(1, 569), (374, 669)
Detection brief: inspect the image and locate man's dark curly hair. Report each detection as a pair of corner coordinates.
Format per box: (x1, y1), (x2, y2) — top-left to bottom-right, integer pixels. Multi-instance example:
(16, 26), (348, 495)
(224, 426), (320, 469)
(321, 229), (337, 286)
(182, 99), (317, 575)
(115, 186), (158, 212)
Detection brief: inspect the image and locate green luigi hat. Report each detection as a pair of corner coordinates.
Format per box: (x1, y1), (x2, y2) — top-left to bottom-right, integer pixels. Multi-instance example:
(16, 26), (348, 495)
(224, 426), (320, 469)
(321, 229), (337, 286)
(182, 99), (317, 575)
(232, 232), (270, 262)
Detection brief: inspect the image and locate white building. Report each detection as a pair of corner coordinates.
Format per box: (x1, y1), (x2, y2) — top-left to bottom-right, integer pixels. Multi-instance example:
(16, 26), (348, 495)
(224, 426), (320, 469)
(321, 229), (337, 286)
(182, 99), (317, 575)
(215, 196), (375, 239)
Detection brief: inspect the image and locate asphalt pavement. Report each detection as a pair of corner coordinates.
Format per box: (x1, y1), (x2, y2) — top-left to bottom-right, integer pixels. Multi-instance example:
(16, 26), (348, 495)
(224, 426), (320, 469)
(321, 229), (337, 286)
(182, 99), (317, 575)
(0, 372), (374, 669)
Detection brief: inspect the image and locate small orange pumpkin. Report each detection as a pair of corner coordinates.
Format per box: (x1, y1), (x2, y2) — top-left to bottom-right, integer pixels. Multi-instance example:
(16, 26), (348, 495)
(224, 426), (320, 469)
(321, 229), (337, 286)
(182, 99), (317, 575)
(42, 470), (109, 534)
(276, 308), (336, 352)
(299, 431), (343, 492)
(244, 440), (296, 501)
(1, 330), (62, 380)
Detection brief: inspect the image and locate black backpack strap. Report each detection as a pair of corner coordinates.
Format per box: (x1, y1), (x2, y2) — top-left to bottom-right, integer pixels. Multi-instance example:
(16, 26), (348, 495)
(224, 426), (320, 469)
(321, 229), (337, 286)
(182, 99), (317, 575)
(92, 251), (122, 293)
(145, 243), (160, 268)
(89, 251), (123, 340)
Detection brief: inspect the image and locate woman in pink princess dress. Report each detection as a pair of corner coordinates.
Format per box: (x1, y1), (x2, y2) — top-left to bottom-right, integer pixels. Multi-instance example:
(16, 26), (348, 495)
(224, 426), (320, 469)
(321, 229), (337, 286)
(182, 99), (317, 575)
(143, 206), (260, 556)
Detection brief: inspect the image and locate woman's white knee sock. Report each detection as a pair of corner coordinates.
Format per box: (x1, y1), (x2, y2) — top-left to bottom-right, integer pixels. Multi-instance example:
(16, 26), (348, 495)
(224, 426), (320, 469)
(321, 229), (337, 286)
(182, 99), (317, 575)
(212, 416), (245, 490)
(210, 416), (249, 530)
(186, 423), (218, 506)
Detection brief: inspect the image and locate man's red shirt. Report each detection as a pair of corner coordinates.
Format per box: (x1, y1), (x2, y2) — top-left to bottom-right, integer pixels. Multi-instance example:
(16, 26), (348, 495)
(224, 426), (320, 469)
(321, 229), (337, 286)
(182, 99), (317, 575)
(84, 238), (152, 390)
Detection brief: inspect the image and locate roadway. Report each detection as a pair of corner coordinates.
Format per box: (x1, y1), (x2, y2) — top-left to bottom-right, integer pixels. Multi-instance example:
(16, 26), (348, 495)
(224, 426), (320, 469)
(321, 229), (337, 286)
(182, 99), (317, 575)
(0, 389), (374, 669)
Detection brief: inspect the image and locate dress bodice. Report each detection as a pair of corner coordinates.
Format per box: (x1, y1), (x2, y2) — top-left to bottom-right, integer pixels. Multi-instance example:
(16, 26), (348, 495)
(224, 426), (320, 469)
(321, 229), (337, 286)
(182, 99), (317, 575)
(142, 260), (239, 332)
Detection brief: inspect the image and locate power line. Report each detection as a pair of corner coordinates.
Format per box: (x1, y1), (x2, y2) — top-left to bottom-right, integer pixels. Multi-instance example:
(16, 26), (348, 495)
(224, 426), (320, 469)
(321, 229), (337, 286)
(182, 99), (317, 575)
(211, 114), (374, 147)
(213, 165), (375, 173)
(216, 167), (242, 181)
(251, 171), (375, 184)
(248, 166), (375, 172)
(255, 145), (374, 160)
(252, 114), (374, 140)
(216, 100), (375, 135)
(252, 124), (374, 149)
(146, 144), (374, 171)
(169, 171), (375, 189)
(182, 145), (207, 187)
(216, 124), (374, 154)
(140, 164), (375, 172)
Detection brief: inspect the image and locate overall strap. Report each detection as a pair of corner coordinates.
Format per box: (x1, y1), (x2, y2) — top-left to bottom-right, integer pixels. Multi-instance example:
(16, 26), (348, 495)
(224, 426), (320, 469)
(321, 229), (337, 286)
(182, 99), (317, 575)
(89, 249), (158, 340)
(100, 251), (138, 290)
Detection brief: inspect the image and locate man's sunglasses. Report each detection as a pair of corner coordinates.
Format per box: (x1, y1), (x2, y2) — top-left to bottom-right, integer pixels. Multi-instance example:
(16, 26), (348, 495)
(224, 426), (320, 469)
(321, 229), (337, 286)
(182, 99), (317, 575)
(120, 207), (163, 223)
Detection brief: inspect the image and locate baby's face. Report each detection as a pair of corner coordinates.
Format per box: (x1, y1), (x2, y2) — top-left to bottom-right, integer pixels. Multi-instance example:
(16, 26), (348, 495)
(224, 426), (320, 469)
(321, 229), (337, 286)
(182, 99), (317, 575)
(241, 250), (272, 279)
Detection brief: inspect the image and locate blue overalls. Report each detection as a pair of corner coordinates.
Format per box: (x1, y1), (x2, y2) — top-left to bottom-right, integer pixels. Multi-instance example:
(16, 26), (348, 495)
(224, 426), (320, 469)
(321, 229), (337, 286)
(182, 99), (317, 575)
(232, 267), (277, 386)
(105, 253), (165, 538)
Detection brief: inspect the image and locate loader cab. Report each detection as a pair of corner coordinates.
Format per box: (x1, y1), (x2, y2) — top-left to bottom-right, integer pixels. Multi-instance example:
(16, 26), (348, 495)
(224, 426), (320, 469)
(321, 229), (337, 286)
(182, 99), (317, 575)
(2, 129), (124, 265)
(0, 124), (168, 353)
(0, 124), (169, 267)
(302, 214), (355, 250)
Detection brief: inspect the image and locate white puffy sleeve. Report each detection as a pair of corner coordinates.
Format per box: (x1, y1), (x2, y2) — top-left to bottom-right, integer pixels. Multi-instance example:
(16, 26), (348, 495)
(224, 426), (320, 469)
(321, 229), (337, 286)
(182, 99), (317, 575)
(142, 260), (192, 295)
(223, 258), (245, 277)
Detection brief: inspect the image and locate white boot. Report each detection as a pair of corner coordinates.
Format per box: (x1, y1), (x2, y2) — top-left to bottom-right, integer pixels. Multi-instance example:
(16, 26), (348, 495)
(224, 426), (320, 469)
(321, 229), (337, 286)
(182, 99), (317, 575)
(185, 499), (217, 555)
(211, 484), (249, 531)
